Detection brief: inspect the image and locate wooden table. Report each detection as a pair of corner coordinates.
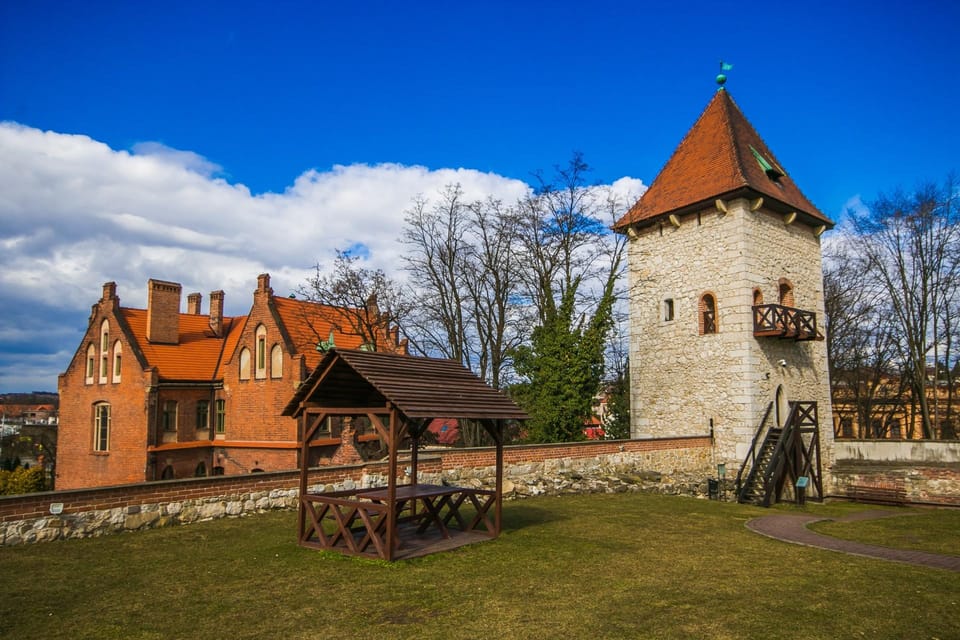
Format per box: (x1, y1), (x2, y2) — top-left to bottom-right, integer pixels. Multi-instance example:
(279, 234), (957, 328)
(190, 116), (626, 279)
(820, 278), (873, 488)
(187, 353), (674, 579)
(357, 483), (468, 539)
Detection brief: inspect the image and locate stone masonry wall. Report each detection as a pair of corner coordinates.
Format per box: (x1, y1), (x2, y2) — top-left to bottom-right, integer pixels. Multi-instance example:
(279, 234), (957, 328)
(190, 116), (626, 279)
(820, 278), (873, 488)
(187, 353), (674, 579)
(626, 199), (834, 475)
(0, 436), (712, 545)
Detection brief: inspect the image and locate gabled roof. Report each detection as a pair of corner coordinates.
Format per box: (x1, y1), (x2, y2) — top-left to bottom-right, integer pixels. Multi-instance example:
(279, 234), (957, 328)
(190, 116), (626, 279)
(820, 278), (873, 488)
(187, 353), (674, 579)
(614, 90), (833, 230)
(271, 296), (367, 371)
(283, 348), (528, 421)
(122, 309), (240, 382)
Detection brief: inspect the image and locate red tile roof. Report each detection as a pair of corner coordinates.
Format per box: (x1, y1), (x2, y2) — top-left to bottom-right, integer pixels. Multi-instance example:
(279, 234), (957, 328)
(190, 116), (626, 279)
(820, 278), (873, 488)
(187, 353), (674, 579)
(122, 309), (237, 381)
(271, 296), (367, 371)
(614, 90), (833, 230)
(120, 290), (390, 381)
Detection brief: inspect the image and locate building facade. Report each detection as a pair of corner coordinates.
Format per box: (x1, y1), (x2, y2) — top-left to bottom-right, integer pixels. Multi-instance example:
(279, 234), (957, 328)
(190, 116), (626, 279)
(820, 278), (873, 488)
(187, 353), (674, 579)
(57, 274), (405, 489)
(614, 88), (836, 473)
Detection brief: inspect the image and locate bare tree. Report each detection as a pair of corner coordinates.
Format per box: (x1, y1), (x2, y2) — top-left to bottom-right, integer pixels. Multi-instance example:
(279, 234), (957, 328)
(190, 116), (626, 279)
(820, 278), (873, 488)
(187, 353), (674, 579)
(401, 185), (473, 365)
(296, 250), (409, 352)
(824, 243), (904, 437)
(402, 185), (527, 391)
(851, 176), (960, 438)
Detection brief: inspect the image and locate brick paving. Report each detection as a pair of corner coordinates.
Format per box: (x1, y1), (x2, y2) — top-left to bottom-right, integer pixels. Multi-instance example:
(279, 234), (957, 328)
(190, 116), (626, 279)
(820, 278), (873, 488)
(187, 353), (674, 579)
(746, 510), (960, 572)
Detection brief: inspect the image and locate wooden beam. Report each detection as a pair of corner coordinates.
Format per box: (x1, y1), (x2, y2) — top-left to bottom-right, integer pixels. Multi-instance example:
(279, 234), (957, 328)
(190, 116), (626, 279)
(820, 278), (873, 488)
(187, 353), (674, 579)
(750, 197), (764, 211)
(303, 411), (329, 443)
(386, 406), (398, 562)
(715, 199), (728, 214)
(366, 412), (390, 443)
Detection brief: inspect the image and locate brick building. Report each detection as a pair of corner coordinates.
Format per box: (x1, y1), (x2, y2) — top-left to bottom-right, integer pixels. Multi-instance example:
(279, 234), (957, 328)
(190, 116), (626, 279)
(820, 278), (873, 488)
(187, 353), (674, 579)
(57, 274), (405, 489)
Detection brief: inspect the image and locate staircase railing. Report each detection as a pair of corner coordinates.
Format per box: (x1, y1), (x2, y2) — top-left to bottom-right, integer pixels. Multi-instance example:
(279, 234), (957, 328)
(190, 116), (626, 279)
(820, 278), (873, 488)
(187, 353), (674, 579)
(756, 402), (802, 506)
(735, 401), (774, 502)
(754, 400), (821, 506)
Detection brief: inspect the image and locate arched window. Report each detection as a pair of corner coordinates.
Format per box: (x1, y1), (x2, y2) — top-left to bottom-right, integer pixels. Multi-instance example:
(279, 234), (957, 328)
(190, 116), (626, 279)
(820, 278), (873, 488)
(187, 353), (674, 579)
(93, 402), (111, 452)
(194, 462), (207, 477)
(85, 344), (96, 384)
(699, 293), (718, 335)
(270, 344), (283, 379)
(255, 325), (267, 379)
(161, 465), (175, 480)
(99, 320), (110, 383)
(752, 288), (764, 326)
(239, 347), (251, 380)
(112, 340), (122, 383)
(778, 279), (795, 307)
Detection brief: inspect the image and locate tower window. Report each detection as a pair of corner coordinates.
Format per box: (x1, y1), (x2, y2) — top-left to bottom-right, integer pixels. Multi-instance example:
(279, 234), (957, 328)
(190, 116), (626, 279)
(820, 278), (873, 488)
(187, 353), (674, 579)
(700, 293), (718, 335)
(778, 279), (795, 307)
(663, 299), (675, 322)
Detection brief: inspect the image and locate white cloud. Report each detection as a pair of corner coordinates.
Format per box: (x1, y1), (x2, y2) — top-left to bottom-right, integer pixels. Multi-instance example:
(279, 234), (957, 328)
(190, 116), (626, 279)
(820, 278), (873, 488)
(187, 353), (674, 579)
(0, 122), (644, 392)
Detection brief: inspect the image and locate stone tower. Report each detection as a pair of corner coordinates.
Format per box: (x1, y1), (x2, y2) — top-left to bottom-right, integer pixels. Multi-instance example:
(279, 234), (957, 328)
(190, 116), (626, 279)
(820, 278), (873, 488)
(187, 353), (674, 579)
(613, 88), (835, 479)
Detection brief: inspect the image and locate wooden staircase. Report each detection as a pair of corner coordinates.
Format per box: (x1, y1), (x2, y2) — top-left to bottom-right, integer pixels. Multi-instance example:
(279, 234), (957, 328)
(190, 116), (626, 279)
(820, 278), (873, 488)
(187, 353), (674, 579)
(736, 394), (823, 507)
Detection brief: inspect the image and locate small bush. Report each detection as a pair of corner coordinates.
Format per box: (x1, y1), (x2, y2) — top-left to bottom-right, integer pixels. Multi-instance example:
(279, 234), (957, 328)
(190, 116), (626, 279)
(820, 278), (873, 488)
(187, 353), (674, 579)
(0, 466), (46, 495)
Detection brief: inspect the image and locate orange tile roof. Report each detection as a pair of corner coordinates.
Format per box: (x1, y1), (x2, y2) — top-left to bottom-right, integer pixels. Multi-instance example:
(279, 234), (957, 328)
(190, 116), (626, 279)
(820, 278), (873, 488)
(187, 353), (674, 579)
(271, 296), (366, 371)
(120, 294), (377, 381)
(614, 90), (833, 230)
(123, 309), (237, 382)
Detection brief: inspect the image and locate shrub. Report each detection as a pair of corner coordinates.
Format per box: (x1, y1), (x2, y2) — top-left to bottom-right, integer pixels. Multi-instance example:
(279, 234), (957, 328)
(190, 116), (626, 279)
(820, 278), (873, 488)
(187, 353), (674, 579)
(0, 466), (46, 495)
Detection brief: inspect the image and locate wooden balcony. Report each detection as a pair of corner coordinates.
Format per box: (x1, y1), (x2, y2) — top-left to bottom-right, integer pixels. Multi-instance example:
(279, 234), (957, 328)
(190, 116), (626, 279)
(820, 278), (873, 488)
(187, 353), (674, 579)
(753, 304), (822, 341)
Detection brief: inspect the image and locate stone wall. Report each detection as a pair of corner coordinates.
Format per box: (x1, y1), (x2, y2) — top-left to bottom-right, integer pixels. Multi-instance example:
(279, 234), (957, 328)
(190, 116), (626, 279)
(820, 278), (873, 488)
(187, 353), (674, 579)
(0, 436), (713, 545)
(830, 440), (960, 506)
(626, 199), (834, 471)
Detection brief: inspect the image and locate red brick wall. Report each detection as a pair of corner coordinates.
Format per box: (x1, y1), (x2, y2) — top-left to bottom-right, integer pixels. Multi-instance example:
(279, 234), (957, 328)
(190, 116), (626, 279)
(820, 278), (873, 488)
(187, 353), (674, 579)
(57, 297), (152, 489)
(220, 285), (301, 447)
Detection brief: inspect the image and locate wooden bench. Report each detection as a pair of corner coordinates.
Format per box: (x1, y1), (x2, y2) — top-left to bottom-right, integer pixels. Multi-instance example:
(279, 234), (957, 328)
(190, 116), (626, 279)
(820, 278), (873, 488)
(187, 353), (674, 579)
(847, 483), (907, 505)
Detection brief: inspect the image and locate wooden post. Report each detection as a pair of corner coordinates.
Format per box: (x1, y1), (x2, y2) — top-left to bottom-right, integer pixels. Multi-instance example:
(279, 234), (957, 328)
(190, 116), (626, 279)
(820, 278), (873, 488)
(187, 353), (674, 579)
(297, 412), (312, 543)
(495, 419), (504, 536)
(386, 406), (398, 561)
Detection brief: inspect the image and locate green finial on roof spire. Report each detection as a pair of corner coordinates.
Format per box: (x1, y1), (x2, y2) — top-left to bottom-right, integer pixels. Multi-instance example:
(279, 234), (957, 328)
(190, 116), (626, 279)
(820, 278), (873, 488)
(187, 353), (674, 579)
(717, 60), (733, 90)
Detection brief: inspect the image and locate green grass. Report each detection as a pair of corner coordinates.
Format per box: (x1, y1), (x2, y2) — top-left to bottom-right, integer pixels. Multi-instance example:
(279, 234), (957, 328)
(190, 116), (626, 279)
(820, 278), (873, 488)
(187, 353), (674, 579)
(811, 507), (960, 556)
(2, 493), (958, 639)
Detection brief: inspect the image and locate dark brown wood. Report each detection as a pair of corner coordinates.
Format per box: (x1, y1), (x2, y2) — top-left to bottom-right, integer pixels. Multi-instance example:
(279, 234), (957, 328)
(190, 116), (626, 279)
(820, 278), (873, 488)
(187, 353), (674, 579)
(288, 348), (526, 560)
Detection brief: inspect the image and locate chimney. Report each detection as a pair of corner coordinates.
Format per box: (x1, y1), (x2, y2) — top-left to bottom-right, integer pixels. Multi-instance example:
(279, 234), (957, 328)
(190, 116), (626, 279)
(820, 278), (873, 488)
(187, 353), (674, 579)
(257, 273), (272, 295)
(187, 292), (202, 315)
(102, 282), (117, 302)
(146, 279), (182, 344)
(209, 290), (224, 338)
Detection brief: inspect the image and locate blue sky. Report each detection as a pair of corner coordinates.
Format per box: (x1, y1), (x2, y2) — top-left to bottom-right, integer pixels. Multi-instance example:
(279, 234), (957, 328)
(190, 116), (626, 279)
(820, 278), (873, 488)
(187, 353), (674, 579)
(1, 0), (958, 393)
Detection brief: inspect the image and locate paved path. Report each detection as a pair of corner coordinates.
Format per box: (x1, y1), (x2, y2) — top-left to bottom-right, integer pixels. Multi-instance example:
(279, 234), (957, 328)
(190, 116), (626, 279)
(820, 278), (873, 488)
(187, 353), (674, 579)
(746, 510), (960, 572)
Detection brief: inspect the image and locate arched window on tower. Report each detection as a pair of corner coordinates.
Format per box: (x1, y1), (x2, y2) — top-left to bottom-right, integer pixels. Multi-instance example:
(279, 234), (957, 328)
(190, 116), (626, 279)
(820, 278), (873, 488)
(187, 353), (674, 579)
(699, 293), (718, 335)
(778, 279), (795, 308)
(752, 288), (764, 326)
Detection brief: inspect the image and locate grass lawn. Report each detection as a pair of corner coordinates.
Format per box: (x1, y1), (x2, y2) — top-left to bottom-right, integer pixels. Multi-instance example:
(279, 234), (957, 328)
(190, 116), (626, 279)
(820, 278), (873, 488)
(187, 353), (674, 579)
(2, 493), (958, 639)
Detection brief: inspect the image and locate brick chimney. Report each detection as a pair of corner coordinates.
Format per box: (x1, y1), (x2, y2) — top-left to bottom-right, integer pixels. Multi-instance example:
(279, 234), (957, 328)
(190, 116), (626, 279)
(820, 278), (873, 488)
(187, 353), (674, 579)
(209, 290), (224, 338)
(187, 292), (202, 315)
(257, 273), (272, 295)
(146, 279), (182, 344)
(102, 282), (117, 302)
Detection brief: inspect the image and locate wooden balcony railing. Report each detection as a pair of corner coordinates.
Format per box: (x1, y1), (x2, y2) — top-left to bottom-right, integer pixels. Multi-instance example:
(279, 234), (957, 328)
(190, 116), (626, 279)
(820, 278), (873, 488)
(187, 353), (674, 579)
(753, 304), (822, 341)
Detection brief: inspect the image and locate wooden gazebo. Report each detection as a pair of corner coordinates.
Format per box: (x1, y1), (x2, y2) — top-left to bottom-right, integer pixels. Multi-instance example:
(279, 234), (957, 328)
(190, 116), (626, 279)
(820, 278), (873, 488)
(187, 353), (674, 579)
(282, 348), (527, 560)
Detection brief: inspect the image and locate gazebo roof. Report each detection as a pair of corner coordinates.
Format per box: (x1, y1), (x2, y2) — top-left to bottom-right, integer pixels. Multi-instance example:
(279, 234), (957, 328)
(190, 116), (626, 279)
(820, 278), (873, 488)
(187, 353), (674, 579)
(282, 348), (528, 421)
